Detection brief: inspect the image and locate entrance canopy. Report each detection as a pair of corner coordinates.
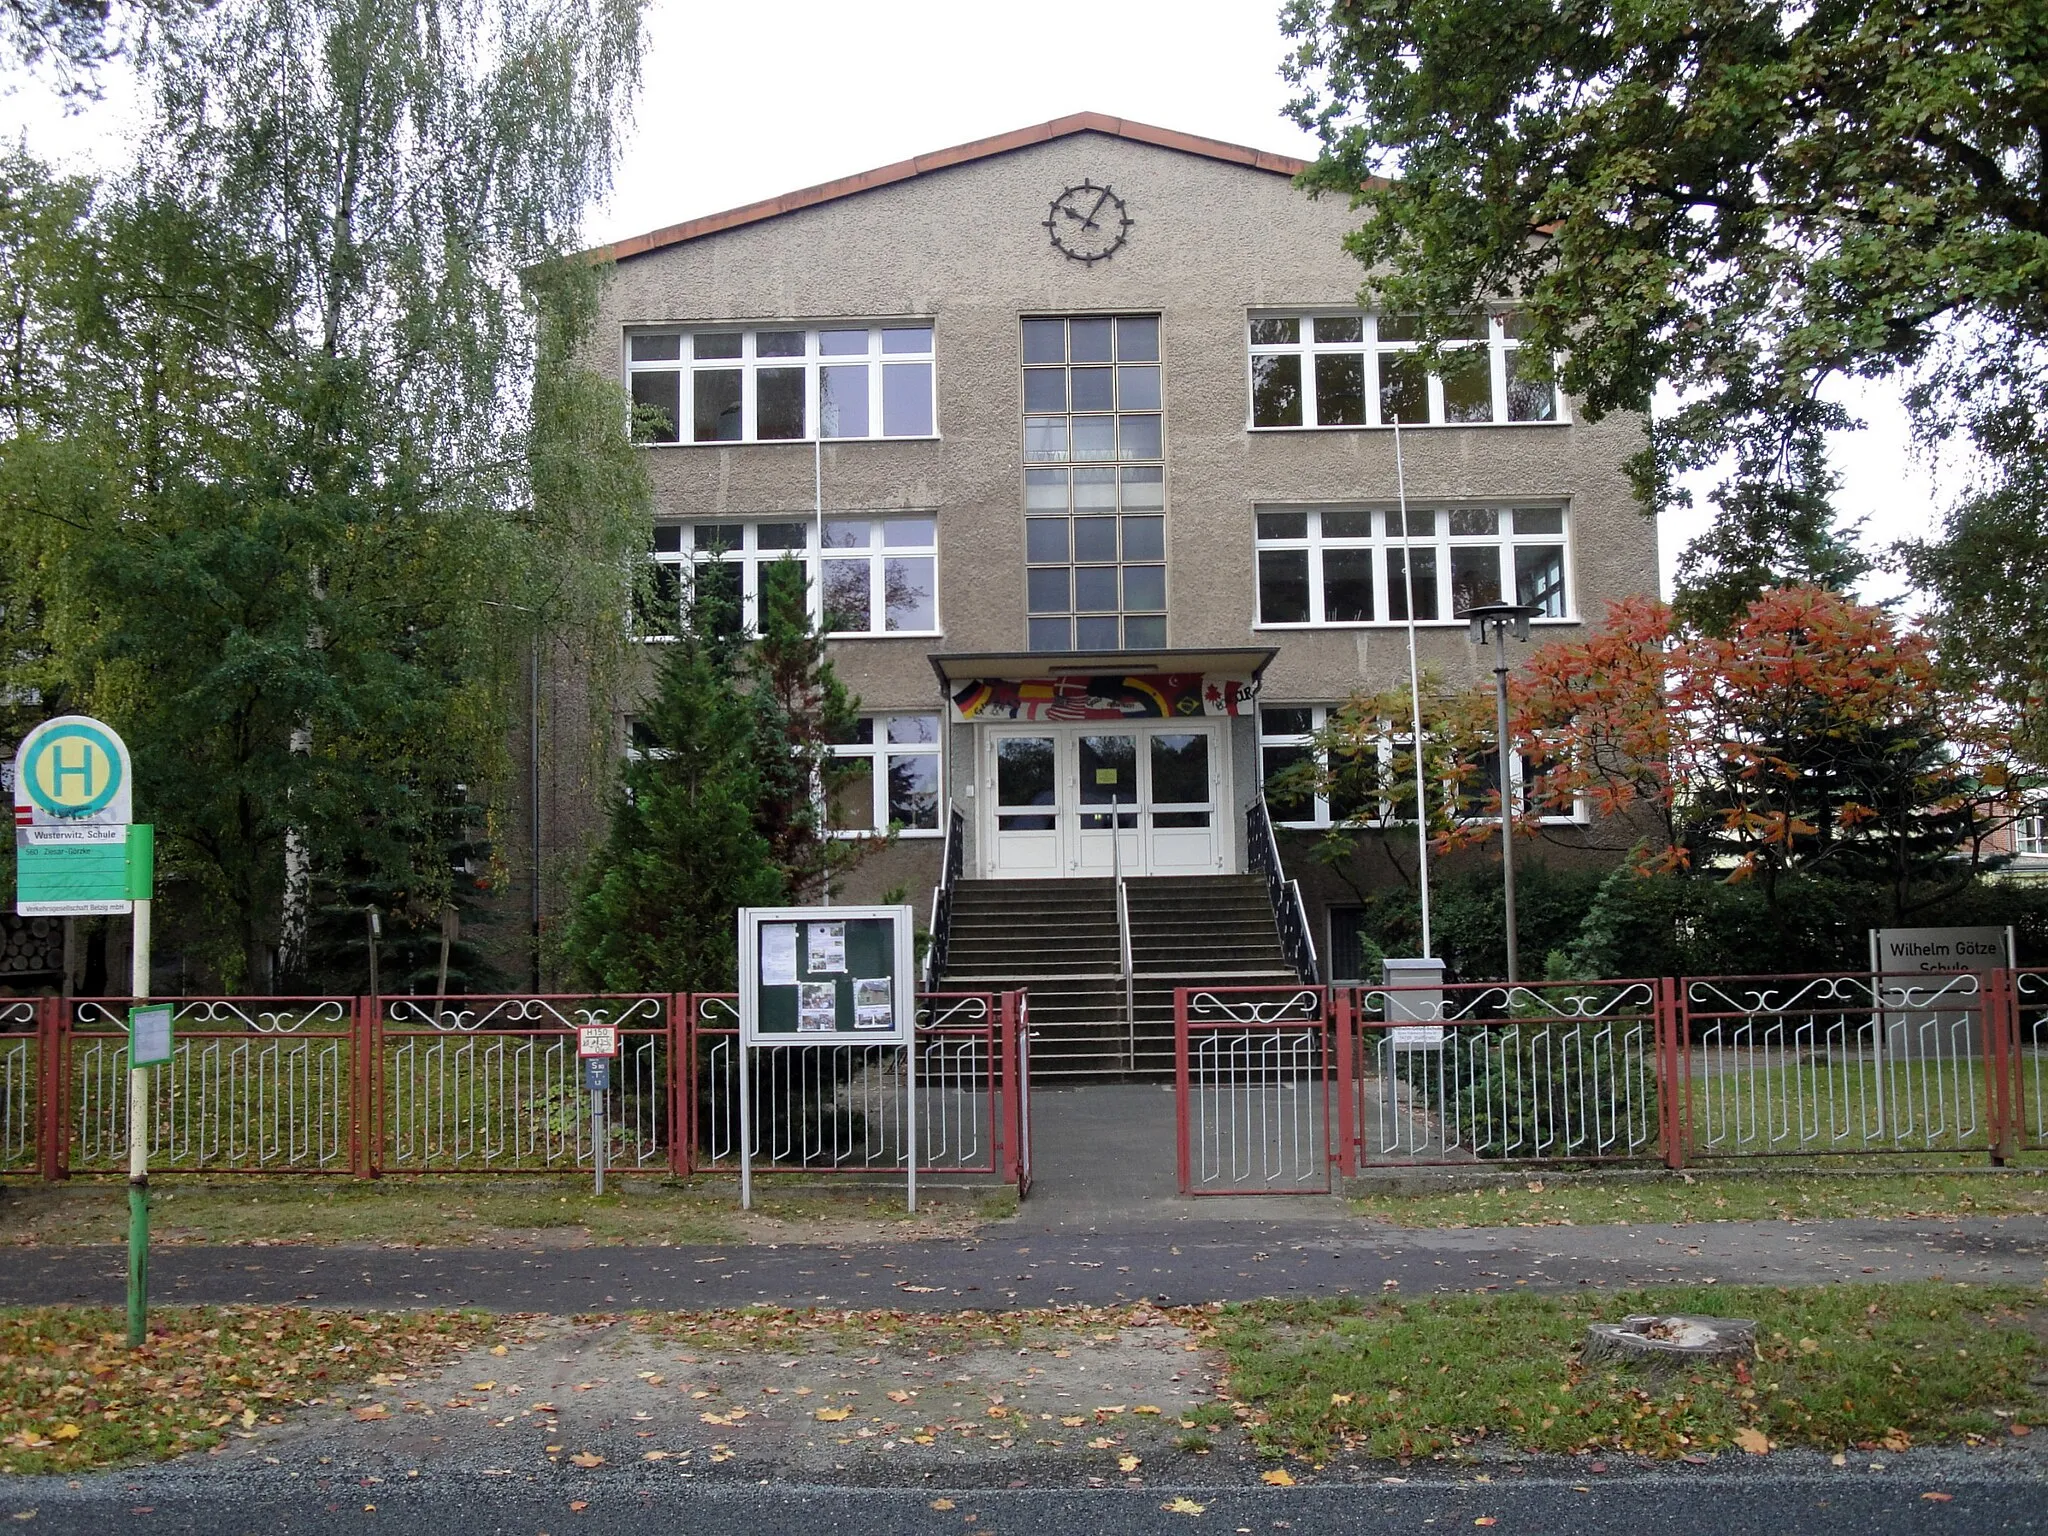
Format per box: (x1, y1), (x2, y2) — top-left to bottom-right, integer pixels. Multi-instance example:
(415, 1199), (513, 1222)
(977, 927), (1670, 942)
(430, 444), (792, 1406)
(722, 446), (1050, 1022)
(929, 647), (1276, 724)
(932, 649), (1275, 879)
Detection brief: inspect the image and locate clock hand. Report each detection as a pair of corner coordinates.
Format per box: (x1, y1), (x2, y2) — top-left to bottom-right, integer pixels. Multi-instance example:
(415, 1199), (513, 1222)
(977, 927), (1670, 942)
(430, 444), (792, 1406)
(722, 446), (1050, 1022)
(1083, 187), (1112, 228)
(1061, 205), (1090, 223)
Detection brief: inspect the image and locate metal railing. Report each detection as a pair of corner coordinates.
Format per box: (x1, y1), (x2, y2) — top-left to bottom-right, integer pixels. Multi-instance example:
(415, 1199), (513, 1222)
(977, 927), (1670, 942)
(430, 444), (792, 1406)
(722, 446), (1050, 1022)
(687, 989), (1023, 1178)
(1176, 984), (1332, 1195)
(0, 1000), (38, 1172)
(922, 806), (967, 988)
(1345, 978), (1661, 1166)
(2012, 969), (2048, 1154)
(62, 997), (357, 1174)
(377, 994), (672, 1173)
(1246, 794), (1319, 984)
(1679, 971), (2001, 1160)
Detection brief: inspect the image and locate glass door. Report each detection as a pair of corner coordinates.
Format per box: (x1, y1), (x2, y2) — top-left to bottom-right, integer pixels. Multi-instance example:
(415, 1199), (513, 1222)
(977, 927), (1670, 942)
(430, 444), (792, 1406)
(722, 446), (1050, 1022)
(989, 732), (1061, 876)
(1075, 733), (1140, 876)
(1145, 727), (1219, 874)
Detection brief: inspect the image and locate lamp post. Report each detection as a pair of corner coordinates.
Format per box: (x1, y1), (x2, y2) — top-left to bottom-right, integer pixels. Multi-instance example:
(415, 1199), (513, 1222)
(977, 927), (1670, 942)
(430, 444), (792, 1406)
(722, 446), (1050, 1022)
(1463, 601), (1542, 984)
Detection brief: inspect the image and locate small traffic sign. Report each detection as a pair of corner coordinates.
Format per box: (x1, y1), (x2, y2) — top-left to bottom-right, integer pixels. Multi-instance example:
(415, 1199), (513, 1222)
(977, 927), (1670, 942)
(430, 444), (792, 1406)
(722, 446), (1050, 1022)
(578, 1025), (617, 1058)
(583, 1056), (611, 1093)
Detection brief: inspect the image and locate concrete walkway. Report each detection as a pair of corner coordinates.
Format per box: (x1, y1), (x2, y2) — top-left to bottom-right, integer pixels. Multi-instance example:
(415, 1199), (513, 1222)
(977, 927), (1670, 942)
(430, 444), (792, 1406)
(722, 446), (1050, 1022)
(2, 1215), (2041, 1312)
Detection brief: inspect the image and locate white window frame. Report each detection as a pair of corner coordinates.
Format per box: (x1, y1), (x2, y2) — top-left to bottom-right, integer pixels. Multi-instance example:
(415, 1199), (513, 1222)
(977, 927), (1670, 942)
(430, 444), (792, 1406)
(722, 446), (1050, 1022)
(819, 517), (941, 639)
(625, 323), (937, 446)
(1252, 503), (1573, 629)
(829, 714), (944, 838)
(1258, 704), (1584, 828)
(641, 516), (940, 641)
(2014, 813), (2048, 859)
(1246, 312), (1565, 430)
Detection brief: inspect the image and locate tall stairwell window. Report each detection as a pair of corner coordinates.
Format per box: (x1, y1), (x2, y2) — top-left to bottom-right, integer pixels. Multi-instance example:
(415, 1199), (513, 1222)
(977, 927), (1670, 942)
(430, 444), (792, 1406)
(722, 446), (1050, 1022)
(1022, 314), (1166, 651)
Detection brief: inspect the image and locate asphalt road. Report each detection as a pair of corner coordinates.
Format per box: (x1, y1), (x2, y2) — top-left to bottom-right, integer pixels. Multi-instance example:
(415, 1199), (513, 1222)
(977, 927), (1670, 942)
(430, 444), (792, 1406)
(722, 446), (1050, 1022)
(1, 1216), (2042, 1311)
(4, 1464), (2045, 1535)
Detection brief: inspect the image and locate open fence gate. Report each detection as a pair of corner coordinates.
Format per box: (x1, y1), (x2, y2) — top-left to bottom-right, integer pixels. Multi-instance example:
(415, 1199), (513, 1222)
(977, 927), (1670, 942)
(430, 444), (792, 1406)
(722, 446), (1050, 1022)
(1174, 972), (2041, 1195)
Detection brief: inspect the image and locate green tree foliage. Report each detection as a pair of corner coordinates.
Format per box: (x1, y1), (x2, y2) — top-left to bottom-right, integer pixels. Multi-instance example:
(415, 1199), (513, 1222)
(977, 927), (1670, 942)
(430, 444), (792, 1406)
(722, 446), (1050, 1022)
(1280, 0), (2046, 631)
(559, 612), (782, 995)
(0, 0), (649, 990)
(562, 567), (870, 993)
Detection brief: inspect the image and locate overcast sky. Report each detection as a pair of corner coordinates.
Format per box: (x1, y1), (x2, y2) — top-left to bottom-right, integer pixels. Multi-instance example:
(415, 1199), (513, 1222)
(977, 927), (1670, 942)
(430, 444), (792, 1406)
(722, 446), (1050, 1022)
(11, 0), (1945, 605)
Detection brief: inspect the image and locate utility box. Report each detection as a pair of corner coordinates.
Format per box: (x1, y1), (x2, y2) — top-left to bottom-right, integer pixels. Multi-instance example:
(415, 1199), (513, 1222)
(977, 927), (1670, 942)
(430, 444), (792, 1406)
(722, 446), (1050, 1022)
(1382, 956), (1446, 1048)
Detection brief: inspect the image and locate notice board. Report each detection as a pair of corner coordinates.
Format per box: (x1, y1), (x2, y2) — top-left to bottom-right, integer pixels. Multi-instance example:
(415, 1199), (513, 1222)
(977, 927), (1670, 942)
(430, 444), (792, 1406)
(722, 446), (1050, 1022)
(738, 905), (913, 1047)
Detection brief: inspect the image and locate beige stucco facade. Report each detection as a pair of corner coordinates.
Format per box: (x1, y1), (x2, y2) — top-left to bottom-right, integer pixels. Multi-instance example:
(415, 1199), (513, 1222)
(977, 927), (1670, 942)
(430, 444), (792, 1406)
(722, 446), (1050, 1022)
(530, 115), (1656, 975)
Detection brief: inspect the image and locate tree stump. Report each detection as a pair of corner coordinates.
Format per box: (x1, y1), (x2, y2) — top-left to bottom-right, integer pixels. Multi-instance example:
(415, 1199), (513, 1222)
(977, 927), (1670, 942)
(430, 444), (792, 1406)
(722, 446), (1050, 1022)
(1584, 1314), (1757, 1373)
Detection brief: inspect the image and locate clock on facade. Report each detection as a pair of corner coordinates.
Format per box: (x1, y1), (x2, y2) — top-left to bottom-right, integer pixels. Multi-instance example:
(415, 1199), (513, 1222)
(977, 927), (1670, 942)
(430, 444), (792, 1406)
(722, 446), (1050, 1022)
(1043, 181), (1132, 263)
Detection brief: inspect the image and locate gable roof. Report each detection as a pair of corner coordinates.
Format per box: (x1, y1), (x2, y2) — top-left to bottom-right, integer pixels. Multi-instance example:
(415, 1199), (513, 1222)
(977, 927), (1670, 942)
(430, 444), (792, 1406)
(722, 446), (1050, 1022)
(590, 112), (1312, 266)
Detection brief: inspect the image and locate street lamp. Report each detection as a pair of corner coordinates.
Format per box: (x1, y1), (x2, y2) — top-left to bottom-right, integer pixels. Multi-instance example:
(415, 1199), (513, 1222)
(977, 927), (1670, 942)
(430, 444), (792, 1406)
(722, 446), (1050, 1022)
(1463, 601), (1542, 984)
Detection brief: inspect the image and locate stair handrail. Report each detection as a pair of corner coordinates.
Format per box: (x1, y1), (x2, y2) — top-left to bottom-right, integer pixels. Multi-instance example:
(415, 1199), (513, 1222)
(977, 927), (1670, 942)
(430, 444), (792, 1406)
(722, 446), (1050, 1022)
(1247, 792), (1320, 984)
(1112, 792), (1136, 1068)
(923, 804), (966, 989)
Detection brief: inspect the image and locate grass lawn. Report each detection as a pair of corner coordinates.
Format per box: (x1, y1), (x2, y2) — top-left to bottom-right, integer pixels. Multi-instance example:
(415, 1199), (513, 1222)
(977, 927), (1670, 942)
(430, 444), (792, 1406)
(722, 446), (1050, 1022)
(0, 1177), (1014, 1247)
(1352, 1169), (2048, 1227)
(0, 1306), (507, 1474)
(1208, 1282), (2045, 1463)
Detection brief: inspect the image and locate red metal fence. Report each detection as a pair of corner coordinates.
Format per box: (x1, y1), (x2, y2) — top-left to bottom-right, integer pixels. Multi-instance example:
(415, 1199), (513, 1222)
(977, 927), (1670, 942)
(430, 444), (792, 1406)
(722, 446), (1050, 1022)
(0, 991), (1030, 1187)
(1178, 970), (2041, 1194)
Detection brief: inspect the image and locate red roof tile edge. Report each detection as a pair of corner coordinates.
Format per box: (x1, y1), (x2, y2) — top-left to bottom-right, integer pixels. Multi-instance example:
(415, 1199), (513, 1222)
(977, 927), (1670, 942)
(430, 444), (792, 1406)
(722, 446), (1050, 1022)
(587, 112), (1313, 266)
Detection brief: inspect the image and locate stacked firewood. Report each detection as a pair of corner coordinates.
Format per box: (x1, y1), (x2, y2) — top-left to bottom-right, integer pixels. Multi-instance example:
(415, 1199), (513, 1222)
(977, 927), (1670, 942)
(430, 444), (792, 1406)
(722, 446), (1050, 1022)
(0, 915), (63, 976)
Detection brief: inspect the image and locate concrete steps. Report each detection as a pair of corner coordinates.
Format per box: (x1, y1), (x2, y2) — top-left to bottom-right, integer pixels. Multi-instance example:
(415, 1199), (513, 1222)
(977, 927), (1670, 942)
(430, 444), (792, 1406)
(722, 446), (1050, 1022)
(938, 875), (1300, 1077)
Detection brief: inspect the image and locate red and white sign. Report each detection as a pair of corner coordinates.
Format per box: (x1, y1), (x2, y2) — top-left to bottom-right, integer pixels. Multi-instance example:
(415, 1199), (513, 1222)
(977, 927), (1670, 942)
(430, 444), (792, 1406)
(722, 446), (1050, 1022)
(577, 1025), (617, 1058)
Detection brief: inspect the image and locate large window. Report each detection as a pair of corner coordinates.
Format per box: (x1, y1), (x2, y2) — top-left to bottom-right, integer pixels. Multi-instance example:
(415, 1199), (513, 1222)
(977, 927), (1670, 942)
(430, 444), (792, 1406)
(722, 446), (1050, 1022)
(1254, 504), (1569, 627)
(1022, 315), (1167, 651)
(627, 324), (935, 445)
(829, 714), (941, 835)
(1259, 704), (1579, 828)
(644, 516), (938, 639)
(1248, 312), (1560, 430)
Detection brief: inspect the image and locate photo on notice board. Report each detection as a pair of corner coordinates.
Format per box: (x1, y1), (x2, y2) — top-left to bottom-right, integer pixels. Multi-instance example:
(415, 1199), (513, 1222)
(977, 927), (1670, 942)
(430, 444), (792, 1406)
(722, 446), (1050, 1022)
(798, 980), (838, 1033)
(760, 923), (798, 986)
(853, 976), (893, 1030)
(806, 921), (846, 973)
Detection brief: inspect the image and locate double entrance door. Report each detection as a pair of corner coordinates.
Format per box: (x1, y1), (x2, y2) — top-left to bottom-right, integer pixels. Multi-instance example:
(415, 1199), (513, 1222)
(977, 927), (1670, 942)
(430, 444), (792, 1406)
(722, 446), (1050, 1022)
(986, 722), (1228, 878)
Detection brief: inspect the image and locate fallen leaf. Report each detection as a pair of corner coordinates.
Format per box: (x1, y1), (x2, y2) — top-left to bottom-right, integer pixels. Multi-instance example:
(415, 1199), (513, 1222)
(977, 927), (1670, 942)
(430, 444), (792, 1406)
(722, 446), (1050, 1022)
(1733, 1427), (1770, 1455)
(1088, 1437), (1115, 1449)
(1096, 1405), (1127, 1415)
(490, 1344), (509, 1357)
(1132, 1405), (1161, 1416)
(48, 1426), (79, 1442)
(929, 1500), (955, 1512)
(353, 1406), (389, 1422)
(699, 1414), (733, 1427)
(642, 1451), (669, 1462)
(887, 1390), (912, 1403)
(815, 1407), (852, 1422)
(532, 1403), (558, 1414)
(1329, 1394), (1353, 1406)
(1061, 1416), (1085, 1427)
(1921, 1492), (1953, 1503)
(2012, 1424), (2032, 1438)
(898, 1285), (940, 1294)
(1162, 1498), (1205, 1515)
(472, 1381), (496, 1392)
(569, 1500), (588, 1512)
(1476, 1521), (1497, 1528)
(1118, 1455), (1140, 1472)
(1262, 1469), (1295, 1487)
(569, 1452), (604, 1469)
(1882, 1431), (1912, 1453)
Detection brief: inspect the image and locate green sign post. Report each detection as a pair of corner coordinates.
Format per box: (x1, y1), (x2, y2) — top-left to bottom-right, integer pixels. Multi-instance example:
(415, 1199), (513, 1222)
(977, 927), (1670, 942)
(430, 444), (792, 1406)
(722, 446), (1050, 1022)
(11, 718), (156, 1346)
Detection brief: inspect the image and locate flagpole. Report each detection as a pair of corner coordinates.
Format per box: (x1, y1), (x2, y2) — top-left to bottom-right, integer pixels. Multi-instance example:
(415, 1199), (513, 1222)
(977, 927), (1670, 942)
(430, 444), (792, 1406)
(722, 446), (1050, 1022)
(1394, 421), (1433, 958)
